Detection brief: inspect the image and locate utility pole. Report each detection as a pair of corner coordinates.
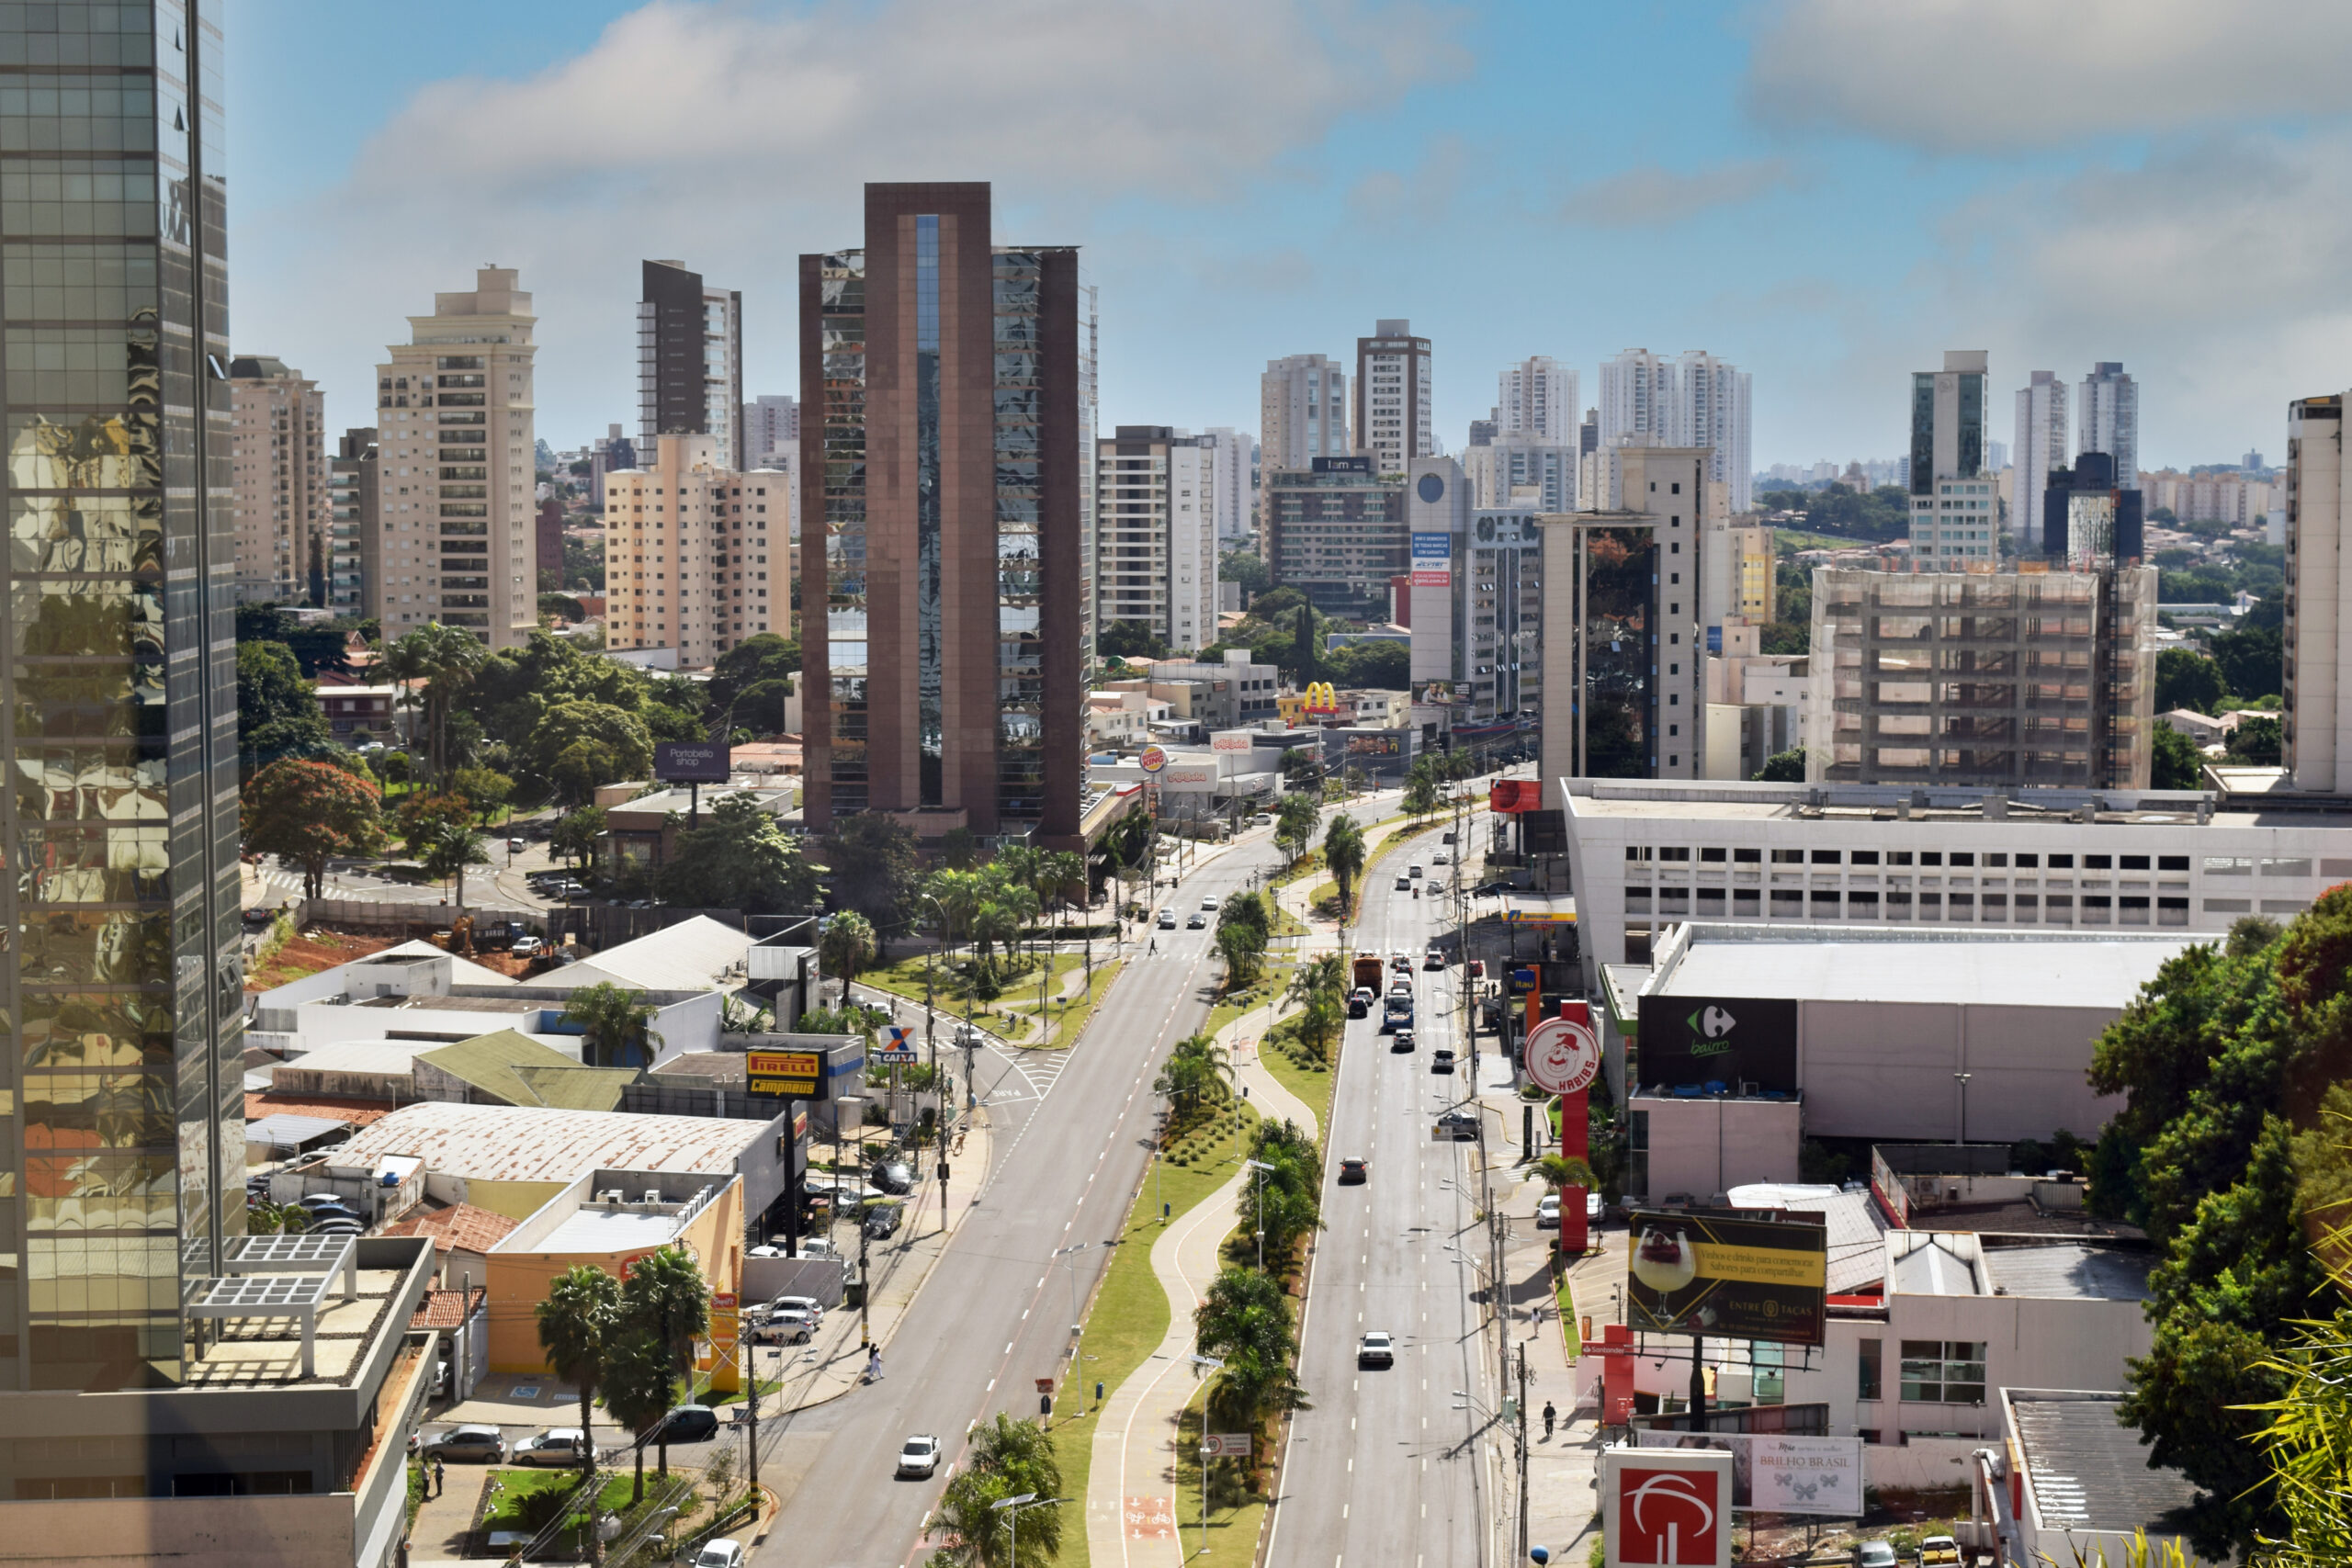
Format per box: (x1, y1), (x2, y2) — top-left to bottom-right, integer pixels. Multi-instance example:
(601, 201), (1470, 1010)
(1516, 1339), (1531, 1564)
(742, 1337), (762, 1492)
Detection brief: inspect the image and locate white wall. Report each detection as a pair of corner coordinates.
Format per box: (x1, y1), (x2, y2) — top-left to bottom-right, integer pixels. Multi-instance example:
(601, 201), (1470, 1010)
(1798, 1000), (2126, 1144)
(1632, 1095), (1800, 1201)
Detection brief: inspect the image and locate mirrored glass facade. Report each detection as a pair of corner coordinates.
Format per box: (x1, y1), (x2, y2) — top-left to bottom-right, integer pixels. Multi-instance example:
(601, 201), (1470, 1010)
(1, 0), (240, 1392)
(1576, 524), (1657, 778)
(800, 184), (1086, 845)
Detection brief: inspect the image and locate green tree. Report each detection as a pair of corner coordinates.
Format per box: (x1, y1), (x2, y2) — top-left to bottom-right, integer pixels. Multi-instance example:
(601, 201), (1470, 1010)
(1322, 813), (1365, 919)
(2153, 722), (2206, 790)
(561, 981), (663, 1069)
(1243, 1117), (1323, 1266)
(819, 911), (878, 998)
(447, 764), (514, 824)
(1218, 549), (1271, 601)
(938, 827), (985, 871)
(550, 804), (606, 869)
(704, 634), (800, 733)
(1752, 748), (1807, 784)
(599, 1328), (676, 1504)
(1274, 791), (1320, 863)
(2245, 1303), (2352, 1566)
(827, 813), (922, 955)
(2156, 649), (2228, 715)
(930, 1415), (1064, 1568)
(1098, 619), (1169, 660)
(418, 821), (489, 910)
(1290, 604), (1320, 685)
(617, 1246), (708, 1478)
(1326, 637), (1409, 690)
(2211, 600), (2285, 700)
(655, 793), (825, 914)
(381, 622), (489, 785)
(529, 700), (653, 796)
(1193, 1266), (1306, 1429)
(1216, 919), (1265, 988)
(1154, 1032), (1232, 1119)
(236, 640), (334, 777)
(535, 1264), (622, 1478)
(241, 758), (384, 899)
(537, 592), (587, 624)
(2231, 714), (2285, 765)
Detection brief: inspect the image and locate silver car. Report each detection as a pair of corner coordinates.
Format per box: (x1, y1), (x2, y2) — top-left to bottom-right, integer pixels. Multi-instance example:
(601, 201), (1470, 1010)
(896, 1433), (943, 1479)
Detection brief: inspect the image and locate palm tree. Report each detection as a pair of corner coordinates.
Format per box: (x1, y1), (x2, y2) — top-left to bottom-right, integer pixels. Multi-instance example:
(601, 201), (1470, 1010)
(1322, 812), (1366, 919)
(1216, 919), (1264, 988)
(819, 911), (877, 1004)
(561, 981), (663, 1069)
(618, 1246), (708, 1478)
(932, 1414), (1065, 1567)
(599, 1329), (675, 1505)
(1275, 792), (1320, 865)
(419, 820), (489, 911)
(536, 1264), (622, 1478)
(1535, 1152), (1600, 1196)
(384, 622), (488, 786)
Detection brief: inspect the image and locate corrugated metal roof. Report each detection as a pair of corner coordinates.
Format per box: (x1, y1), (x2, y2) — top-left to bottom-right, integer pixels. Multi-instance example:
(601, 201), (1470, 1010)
(415, 1030), (634, 1111)
(534, 915), (750, 993)
(2011, 1393), (2200, 1532)
(1726, 1184), (1889, 1294)
(244, 1091), (394, 1127)
(332, 1100), (773, 1184)
(277, 1039), (427, 1075)
(246, 1111), (358, 1149)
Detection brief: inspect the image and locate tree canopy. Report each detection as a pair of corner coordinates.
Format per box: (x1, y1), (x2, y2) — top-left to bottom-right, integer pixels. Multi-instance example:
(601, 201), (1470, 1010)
(236, 640), (333, 777)
(655, 793), (824, 914)
(242, 758), (384, 899)
(2156, 648), (2228, 715)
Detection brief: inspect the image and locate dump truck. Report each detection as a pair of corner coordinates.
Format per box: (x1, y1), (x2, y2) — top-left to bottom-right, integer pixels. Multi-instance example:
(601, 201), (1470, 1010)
(1353, 952), (1385, 991)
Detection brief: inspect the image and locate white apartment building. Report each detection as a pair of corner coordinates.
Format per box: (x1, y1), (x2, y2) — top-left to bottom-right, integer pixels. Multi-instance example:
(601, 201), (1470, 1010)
(2286, 394), (2351, 792)
(328, 427), (376, 615)
(372, 267), (537, 648)
(1597, 348), (1674, 451)
(1464, 433), (1576, 511)
(228, 355), (327, 604)
(2013, 371), (2069, 548)
(1498, 355), (1577, 445)
(1193, 426), (1253, 547)
(639, 259), (743, 469)
(1556, 776), (2352, 981)
(1355, 318), (1432, 478)
(2078, 361), (2137, 488)
(603, 434), (786, 668)
(741, 393), (797, 486)
(1260, 354), (1351, 471)
(1675, 350), (1753, 513)
(1095, 426), (1216, 654)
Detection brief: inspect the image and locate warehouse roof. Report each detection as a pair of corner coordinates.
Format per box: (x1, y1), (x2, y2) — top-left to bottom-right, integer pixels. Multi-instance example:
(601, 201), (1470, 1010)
(414, 1030), (637, 1111)
(526, 915), (750, 994)
(1651, 930), (2197, 1010)
(381, 1202), (520, 1258)
(330, 1100), (774, 1185)
(2008, 1391), (2201, 1535)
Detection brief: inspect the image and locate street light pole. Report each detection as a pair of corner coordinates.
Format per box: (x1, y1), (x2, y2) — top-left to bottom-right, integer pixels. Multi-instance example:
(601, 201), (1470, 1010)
(1953, 1070), (1973, 1145)
(1245, 1159), (1275, 1273)
(1184, 1354), (1225, 1560)
(989, 1491), (1061, 1567)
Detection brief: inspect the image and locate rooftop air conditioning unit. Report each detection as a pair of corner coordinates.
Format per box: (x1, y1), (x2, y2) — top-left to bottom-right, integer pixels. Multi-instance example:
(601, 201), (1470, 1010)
(641, 1190), (661, 1205)
(599, 1190), (625, 1205)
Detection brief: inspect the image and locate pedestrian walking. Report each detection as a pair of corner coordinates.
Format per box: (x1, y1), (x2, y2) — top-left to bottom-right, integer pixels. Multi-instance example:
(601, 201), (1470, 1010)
(1542, 1400), (1556, 1440)
(431, 1458), (445, 1496)
(866, 1348), (884, 1382)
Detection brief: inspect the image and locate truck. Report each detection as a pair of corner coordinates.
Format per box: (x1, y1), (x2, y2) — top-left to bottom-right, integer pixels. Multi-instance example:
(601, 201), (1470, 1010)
(1353, 953), (1385, 992)
(1383, 987), (1414, 1032)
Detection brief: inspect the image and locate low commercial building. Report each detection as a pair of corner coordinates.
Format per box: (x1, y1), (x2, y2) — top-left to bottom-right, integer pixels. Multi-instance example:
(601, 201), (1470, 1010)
(598, 786), (797, 875)
(1971, 1389), (2200, 1567)
(1560, 776), (2352, 977)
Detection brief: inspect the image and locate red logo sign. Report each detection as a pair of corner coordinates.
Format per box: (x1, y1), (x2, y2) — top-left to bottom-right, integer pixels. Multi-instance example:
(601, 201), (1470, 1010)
(1619, 1467), (1722, 1566)
(1524, 1015), (1600, 1096)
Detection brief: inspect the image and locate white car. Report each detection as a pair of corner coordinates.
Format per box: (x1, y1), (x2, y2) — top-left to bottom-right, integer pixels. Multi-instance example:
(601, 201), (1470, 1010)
(1536, 1194), (1561, 1229)
(1201, 895), (1218, 911)
(897, 1433), (943, 1479)
(1357, 1331), (1396, 1369)
(694, 1543), (747, 1568)
(511, 935), (545, 958)
(763, 1294), (825, 1325)
(746, 1307), (818, 1346)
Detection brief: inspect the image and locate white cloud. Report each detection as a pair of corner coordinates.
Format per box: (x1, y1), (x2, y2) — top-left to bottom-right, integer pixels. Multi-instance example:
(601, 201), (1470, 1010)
(1563, 157), (1793, 228)
(1747, 0), (2352, 153)
(234, 0), (1464, 440)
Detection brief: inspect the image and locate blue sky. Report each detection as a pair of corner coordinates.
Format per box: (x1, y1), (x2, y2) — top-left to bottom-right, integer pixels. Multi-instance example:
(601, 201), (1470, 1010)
(226, 0), (2352, 473)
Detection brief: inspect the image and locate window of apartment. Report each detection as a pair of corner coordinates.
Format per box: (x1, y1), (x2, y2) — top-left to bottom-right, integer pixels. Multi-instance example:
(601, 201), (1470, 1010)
(1810, 850), (1841, 865)
(1625, 846), (1654, 863)
(1918, 852), (1943, 866)
(2086, 853), (2113, 870)
(1948, 852), (1974, 867)
(1733, 848), (1761, 863)
(1700, 847), (1726, 863)
(1770, 849), (1804, 864)
(2120, 855), (2150, 871)
(1858, 1338), (1883, 1401)
(2158, 855), (2189, 872)
(1984, 852), (2007, 867)
(1899, 1341), (1986, 1404)
(1849, 851), (1880, 866)
(1658, 847), (1690, 862)
(1888, 851), (1914, 866)
(2014, 852), (2038, 869)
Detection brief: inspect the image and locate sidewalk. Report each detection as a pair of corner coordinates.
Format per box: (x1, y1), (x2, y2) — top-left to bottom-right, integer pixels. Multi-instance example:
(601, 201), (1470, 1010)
(1081, 976), (1324, 1567)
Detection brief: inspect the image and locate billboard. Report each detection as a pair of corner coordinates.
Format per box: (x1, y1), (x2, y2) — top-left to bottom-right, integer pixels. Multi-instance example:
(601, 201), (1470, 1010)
(1411, 530), (1453, 588)
(1631, 1431), (1863, 1517)
(1159, 762), (1219, 794)
(1625, 1211), (1827, 1347)
(746, 1048), (824, 1098)
(655, 740), (731, 784)
(1634, 995), (1798, 1092)
(1603, 1448), (1733, 1568)
(1343, 732), (1401, 757)
(1490, 778), (1541, 813)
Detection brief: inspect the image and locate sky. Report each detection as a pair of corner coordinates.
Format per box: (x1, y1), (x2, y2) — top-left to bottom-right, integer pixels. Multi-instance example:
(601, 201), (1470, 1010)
(224, 0), (2352, 475)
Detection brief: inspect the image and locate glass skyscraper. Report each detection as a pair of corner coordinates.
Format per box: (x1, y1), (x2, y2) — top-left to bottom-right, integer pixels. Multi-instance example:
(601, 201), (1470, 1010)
(799, 182), (1089, 846)
(2, 0), (242, 1392)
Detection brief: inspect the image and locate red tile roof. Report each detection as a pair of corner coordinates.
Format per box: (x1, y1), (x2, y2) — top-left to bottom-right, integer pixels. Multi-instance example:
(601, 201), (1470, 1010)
(411, 1285), (486, 1331)
(244, 1090), (393, 1127)
(380, 1202), (520, 1258)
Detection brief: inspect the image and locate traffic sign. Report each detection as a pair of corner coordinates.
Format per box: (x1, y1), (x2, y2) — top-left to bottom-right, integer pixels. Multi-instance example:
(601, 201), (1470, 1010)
(1200, 1433), (1252, 1459)
(1524, 1015), (1600, 1096)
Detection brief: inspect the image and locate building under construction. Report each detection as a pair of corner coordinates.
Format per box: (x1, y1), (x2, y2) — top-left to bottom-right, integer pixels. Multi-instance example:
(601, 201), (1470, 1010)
(1805, 563), (2158, 789)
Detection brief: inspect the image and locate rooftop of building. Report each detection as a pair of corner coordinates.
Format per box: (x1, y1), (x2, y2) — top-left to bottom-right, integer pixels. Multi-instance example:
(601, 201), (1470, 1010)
(415, 1029), (636, 1111)
(524, 914), (752, 993)
(1647, 926), (2197, 1010)
(1559, 776), (2352, 830)
(605, 786), (794, 822)
(379, 1201), (521, 1258)
(184, 1238), (434, 1391)
(1889, 1235), (2152, 1301)
(2007, 1390), (2202, 1537)
(1724, 1184), (1889, 1295)
(411, 1284), (487, 1332)
(536, 1204), (691, 1253)
(330, 1100), (775, 1186)
(243, 1090), (394, 1128)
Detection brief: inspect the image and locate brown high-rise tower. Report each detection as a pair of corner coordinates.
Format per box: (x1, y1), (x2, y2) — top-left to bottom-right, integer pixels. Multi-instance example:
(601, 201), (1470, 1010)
(800, 183), (1091, 845)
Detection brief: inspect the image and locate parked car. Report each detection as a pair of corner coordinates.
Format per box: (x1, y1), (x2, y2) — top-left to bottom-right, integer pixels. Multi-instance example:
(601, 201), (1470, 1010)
(1435, 1111), (1477, 1140)
(423, 1425), (506, 1463)
(1536, 1195), (1561, 1230)
(863, 1202), (904, 1240)
(1587, 1191), (1606, 1224)
(870, 1158), (914, 1195)
(745, 1312), (813, 1346)
(295, 1193), (353, 1212)
(693, 1543), (747, 1568)
(1918, 1538), (1962, 1568)
(763, 1294), (825, 1324)
(896, 1434), (943, 1480)
(1429, 1048), (1455, 1076)
(1467, 959), (1486, 979)
(1853, 1543), (1898, 1568)
(1357, 1331), (1395, 1369)
(1338, 1158), (1368, 1185)
(511, 935), (546, 958)
(510, 1427), (591, 1467)
(660, 1405), (718, 1444)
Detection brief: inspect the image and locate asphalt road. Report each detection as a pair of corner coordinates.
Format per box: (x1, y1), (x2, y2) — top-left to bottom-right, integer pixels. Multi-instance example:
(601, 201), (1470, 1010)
(1268, 816), (1506, 1568)
(749, 811), (1378, 1568)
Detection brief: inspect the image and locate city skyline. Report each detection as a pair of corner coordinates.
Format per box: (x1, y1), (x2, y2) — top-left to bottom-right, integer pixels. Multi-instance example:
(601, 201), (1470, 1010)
(223, 0), (2350, 474)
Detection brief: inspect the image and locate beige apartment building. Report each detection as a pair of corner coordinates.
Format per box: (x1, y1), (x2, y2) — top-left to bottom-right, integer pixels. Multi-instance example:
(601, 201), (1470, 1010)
(370, 267), (538, 648)
(228, 355), (327, 604)
(604, 433), (787, 668)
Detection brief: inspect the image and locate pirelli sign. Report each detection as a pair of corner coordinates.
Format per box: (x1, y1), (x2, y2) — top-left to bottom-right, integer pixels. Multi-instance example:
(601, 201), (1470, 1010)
(747, 1048), (824, 1099)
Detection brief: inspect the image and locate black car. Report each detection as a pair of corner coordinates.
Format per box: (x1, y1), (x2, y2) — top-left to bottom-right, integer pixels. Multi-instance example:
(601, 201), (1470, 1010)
(863, 1202), (904, 1240)
(1430, 1049), (1455, 1076)
(1186, 912), (1205, 929)
(1337, 1158), (1368, 1185)
(870, 1159), (914, 1195)
(659, 1404), (718, 1444)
